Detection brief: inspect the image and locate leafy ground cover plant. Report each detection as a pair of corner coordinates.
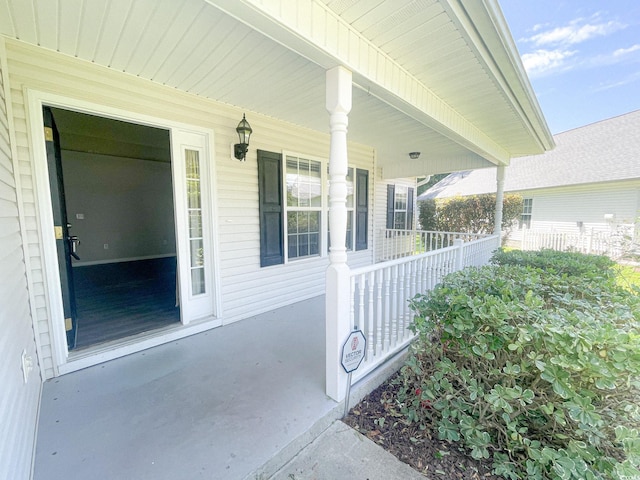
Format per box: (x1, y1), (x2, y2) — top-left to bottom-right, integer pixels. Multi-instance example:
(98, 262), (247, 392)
(395, 250), (640, 479)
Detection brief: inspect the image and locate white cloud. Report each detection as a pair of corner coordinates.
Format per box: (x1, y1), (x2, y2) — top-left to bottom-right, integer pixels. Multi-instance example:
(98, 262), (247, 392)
(613, 44), (640, 57)
(531, 23), (548, 33)
(518, 14), (632, 78)
(521, 49), (577, 77)
(593, 70), (640, 92)
(529, 20), (625, 46)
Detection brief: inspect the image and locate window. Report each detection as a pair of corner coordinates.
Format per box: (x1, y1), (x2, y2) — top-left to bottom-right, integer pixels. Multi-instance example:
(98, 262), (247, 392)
(258, 150), (369, 266)
(354, 169), (369, 251)
(185, 149), (205, 295)
(286, 155), (322, 259)
(520, 198), (533, 229)
(386, 184), (414, 230)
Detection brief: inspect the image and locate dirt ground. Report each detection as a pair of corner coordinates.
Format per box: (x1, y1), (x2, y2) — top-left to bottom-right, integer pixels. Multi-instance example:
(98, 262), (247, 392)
(342, 373), (501, 479)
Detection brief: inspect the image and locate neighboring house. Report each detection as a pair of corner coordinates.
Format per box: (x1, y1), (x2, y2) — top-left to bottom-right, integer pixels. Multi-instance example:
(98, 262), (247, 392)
(0, 1), (553, 478)
(419, 110), (640, 250)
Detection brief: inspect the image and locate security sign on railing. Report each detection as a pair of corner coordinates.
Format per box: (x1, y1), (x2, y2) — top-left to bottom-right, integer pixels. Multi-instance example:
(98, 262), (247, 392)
(341, 329), (366, 373)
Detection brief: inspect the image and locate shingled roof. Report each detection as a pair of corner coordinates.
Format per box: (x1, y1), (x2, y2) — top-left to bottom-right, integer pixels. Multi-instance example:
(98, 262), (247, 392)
(419, 109), (640, 200)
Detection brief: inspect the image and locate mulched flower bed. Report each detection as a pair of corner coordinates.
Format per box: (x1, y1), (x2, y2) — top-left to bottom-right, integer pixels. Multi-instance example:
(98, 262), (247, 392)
(342, 373), (501, 479)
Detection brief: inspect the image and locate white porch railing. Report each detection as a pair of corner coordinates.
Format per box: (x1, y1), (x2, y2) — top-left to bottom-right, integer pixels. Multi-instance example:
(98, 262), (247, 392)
(377, 229), (491, 262)
(349, 234), (500, 383)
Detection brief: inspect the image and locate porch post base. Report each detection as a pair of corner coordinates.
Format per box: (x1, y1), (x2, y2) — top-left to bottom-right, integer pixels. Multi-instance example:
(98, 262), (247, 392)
(325, 263), (350, 401)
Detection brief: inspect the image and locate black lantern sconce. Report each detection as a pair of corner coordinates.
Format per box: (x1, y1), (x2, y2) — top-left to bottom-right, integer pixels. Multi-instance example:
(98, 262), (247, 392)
(234, 114), (252, 161)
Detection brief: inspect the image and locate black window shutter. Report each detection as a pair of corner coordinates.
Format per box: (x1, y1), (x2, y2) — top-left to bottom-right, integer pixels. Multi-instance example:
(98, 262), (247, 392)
(386, 184), (395, 229)
(257, 150), (284, 267)
(355, 169), (369, 251)
(407, 187), (415, 230)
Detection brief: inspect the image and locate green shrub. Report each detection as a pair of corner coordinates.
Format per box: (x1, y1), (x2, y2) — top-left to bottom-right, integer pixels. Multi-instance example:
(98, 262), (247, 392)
(418, 194), (523, 240)
(396, 251), (640, 479)
(492, 248), (616, 281)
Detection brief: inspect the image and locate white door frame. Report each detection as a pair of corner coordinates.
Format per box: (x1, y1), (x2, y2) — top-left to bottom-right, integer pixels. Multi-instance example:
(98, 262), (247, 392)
(26, 89), (223, 374)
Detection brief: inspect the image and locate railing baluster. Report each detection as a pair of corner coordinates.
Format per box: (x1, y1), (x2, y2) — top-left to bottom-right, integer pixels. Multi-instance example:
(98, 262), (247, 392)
(375, 269), (383, 355)
(383, 266), (391, 351)
(350, 276), (356, 330)
(358, 273), (365, 336)
(397, 263), (405, 344)
(415, 257), (423, 297)
(391, 264), (398, 347)
(403, 262), (412, 338)
(367, 271), (375, 360)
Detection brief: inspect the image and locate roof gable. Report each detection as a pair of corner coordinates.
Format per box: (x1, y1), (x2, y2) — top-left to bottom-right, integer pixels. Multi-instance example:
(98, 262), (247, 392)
(419, 109), (640, 199)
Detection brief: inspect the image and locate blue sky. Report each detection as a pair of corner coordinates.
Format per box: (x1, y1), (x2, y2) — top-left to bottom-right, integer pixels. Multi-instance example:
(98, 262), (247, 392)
(500, 1), (640, 134)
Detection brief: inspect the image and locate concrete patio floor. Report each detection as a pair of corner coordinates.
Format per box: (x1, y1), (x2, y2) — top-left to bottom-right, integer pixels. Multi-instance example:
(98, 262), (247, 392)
(34, 295), (403, 480)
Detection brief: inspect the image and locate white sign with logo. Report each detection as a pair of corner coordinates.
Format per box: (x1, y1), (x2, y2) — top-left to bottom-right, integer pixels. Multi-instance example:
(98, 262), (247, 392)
(341, 329), (366, 373)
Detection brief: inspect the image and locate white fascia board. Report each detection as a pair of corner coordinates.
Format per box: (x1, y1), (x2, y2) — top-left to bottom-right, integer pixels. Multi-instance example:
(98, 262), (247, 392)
(205, 0), (512, 165)
(445, 0), (555, 152)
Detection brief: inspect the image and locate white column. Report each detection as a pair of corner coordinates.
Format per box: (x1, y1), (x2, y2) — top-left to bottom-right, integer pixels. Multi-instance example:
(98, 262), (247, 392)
(325, 66), (352, 401)
(494, 165), (506, 243)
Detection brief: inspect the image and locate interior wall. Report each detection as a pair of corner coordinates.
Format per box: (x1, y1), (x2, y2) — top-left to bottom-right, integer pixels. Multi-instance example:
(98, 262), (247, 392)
(61, 151), (176, 264)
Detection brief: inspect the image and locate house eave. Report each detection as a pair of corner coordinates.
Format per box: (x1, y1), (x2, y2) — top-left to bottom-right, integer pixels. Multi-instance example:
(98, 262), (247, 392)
(206, 0), (550, 168)
(445, 0), (555, 154)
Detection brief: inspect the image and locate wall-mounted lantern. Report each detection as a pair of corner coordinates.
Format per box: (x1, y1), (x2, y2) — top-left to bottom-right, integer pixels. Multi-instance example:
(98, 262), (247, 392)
(234, 114), (252, 161)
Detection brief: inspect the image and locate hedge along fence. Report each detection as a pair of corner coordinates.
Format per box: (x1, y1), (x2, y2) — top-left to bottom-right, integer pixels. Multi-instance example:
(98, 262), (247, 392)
(419, 194), (524, 239)
(396, 249), (640, 480)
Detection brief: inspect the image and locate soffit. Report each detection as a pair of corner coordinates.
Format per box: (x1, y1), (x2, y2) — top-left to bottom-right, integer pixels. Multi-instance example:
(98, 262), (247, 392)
(0, 0), (552, 177)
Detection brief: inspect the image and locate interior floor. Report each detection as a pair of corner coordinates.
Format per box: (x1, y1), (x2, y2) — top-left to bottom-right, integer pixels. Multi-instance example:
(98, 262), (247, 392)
(72, 257), (180, 349)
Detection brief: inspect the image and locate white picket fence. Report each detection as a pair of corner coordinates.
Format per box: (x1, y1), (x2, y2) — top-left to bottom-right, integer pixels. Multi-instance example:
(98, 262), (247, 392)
(520, 225), (637, 259)
(350, 234), (499, 382)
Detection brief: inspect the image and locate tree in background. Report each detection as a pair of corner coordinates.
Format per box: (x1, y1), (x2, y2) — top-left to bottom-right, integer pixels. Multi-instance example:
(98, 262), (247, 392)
(419, 194), (523, 240)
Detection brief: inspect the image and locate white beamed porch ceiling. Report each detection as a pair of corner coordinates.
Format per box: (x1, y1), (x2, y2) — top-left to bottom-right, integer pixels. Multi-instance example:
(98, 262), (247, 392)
(0, 0), (554, 177)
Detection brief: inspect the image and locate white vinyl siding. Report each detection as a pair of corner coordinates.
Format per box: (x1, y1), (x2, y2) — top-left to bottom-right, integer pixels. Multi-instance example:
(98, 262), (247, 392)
(509, 182), (639, 241)
(5, 39), (377, 377)
(0, 39), (42, 480)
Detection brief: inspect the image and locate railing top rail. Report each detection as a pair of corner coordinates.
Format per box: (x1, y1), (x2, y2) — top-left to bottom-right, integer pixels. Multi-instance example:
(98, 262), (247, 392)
(355, 233), (499, 277)
(353, 244), (459, 276)
(382, 229), (491, 238)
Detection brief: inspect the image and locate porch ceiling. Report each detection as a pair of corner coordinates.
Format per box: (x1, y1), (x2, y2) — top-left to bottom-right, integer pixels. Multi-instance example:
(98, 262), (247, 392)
(0, 0), (553, 177)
